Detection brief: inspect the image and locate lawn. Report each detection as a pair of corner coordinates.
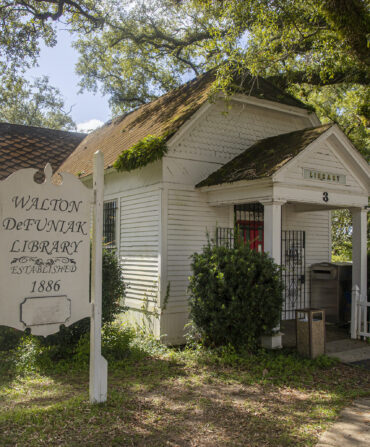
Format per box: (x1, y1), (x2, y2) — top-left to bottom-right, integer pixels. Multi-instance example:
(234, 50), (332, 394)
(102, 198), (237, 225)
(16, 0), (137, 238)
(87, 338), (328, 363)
(1, 333), (369, 447)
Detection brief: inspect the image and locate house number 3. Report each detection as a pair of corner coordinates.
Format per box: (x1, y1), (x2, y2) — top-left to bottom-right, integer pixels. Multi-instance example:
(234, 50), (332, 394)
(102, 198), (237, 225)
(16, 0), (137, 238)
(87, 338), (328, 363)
(323, 192), (329, 202)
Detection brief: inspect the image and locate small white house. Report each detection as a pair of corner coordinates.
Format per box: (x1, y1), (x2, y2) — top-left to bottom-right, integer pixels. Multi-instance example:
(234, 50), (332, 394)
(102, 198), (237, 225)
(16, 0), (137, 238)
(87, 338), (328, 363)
(58, 71), (369, 345)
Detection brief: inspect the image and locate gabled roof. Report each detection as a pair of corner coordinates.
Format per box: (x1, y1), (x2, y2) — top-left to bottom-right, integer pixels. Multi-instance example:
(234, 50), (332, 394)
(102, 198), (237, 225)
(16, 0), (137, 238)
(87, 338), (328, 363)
(0, 123), (86, 181)
(57, 70), (308, 178)
(196, 124), (333, 188)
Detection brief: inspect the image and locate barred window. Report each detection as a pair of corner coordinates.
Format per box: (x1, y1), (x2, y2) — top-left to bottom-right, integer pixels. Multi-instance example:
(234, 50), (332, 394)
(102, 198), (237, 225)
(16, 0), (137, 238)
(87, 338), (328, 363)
(103, 200), (117, 249)
(235, 203), (264, 253)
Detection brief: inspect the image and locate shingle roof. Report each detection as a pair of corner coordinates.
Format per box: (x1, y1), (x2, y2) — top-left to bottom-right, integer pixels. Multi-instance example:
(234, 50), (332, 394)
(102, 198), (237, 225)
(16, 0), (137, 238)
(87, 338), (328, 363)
(0, 123), (86, 181)
(57, 70), (308, 178)
(196, 124), (333, 188)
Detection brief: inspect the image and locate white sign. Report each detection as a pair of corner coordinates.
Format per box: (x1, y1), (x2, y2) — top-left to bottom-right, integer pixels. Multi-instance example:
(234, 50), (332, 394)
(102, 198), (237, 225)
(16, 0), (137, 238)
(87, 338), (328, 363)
(303, 168), (346, 184)
(0, 155), (107, 404)
(0, 164), (91, 336)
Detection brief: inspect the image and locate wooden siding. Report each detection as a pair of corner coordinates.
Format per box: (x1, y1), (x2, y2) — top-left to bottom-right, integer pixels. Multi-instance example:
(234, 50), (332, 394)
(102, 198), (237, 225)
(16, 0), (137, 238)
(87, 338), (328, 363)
(166, 188), (229, 310)
(119, 186), (161, 309)
(168, 100), (313, 167)
(162, 99), (318, 341)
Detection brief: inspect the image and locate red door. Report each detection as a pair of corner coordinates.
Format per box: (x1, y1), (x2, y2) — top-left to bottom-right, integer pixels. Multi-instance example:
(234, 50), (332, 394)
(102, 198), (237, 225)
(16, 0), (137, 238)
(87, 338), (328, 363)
(237, 221), (264, 253)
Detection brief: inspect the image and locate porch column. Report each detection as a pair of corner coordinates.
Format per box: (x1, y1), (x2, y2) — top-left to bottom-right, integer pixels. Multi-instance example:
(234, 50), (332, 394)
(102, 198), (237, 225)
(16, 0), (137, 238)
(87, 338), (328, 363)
(351, 207), (368, 338)
(260, 200), (285, 349)
(262, 201), (286, 264)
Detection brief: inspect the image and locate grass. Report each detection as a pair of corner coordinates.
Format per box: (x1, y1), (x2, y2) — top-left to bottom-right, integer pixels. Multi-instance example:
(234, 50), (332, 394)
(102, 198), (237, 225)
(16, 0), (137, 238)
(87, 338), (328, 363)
(0, 332), (369, 447)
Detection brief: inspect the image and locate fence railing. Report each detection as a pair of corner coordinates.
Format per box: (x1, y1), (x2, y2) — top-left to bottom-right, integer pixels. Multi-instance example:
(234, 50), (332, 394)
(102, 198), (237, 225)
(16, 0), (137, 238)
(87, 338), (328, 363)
(216, 227), (235, 248)
(351, 285), (370, 339)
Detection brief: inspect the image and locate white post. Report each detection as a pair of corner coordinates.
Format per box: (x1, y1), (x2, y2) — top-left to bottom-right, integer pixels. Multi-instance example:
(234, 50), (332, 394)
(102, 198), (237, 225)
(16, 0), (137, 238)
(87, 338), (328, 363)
(261, 200), (285, 348)
(262, 201), (285, 265)
(351, 285), (360, 339)
(351, 207), (367, 339)
(90, 150), (108, 403)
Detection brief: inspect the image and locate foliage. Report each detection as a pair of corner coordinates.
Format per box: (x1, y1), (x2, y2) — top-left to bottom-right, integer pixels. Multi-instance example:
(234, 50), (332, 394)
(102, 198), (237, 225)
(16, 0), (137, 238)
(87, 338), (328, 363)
(331, 208), (370, 261)
(331, 209), (353, 261)
(7, 322), (167, 375)
(0, 1), (103, 71)
(40, 249), (126, 357)
(1, 332), (369, 447)
(289, 83), (369, 157)
(0, 1), (102, 130)
(1, 1), (368, 153)
(113, 134), (168, 172)
(68, 0), (369, 157)
(0, 75), (75, 130)
(188, 240), (284, 348)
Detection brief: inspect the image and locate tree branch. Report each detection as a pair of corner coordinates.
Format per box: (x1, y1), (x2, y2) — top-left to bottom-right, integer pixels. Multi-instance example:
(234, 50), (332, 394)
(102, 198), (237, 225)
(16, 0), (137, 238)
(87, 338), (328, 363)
(267, 66), (370, 88)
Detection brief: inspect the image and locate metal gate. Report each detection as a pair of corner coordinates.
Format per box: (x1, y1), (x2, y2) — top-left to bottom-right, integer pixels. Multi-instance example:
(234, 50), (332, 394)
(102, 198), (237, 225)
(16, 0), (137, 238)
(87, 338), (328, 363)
(281, 230), (306, 320)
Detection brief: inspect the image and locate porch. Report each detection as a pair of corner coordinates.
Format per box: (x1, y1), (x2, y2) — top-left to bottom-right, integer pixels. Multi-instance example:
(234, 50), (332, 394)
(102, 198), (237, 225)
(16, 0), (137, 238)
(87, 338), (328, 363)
(215, 201), (368, 335)
(196, 123), (369, 343)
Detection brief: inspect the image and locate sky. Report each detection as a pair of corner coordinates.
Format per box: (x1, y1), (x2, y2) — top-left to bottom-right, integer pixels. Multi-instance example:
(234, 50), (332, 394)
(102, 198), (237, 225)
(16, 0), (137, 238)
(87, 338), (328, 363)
(25, 27), (111, 133)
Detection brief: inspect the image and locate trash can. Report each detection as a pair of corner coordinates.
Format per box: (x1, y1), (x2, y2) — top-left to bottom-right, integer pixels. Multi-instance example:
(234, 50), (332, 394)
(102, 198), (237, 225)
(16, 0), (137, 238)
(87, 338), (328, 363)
(296, 309), (325, 359)
(310, 262), (352, 323)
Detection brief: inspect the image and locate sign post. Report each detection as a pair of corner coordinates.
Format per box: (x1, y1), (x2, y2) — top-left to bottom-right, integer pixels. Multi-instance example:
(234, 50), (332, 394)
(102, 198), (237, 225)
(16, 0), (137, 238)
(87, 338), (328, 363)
(0, 152), (107, 403)
(90, 151), (107, 403)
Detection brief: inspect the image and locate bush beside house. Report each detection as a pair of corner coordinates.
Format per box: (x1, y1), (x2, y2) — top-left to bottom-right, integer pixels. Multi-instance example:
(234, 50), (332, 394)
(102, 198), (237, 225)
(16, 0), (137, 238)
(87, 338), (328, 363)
(189, 241), (284, 349)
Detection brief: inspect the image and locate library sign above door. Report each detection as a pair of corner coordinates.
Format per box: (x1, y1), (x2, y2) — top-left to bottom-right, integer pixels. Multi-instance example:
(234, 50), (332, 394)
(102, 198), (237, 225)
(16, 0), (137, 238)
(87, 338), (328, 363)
(0, 164), (91, 336)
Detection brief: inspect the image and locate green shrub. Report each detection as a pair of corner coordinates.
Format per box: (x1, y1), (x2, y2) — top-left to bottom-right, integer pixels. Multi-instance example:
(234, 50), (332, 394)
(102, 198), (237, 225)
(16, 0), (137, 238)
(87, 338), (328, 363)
(0, 326), (23, 351)
(75, 323), (138, 365)
(40, 249), (126, 357)
(10, 323), (156, 374)
(188, 241), (283, 348)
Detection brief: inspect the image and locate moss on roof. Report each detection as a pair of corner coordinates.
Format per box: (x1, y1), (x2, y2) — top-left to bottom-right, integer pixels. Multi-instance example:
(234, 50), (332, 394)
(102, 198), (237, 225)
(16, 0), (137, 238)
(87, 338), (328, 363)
(57, 70), (310, 178)
(196, 124), (333, 188)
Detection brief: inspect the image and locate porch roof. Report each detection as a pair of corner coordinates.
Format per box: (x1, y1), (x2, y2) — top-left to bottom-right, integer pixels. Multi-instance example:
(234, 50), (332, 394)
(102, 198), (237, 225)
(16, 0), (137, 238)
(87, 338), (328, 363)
(196, 124), (332, 188)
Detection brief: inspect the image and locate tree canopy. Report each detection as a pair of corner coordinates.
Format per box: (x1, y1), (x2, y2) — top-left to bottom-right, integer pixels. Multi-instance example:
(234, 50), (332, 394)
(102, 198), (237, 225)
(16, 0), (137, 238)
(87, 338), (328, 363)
(0, 1), (368, 258)
(0, 75), (75, 129)
(0, 0), (102, 129)
(0, 1), (368, 148)
(68, 0), (370, 154)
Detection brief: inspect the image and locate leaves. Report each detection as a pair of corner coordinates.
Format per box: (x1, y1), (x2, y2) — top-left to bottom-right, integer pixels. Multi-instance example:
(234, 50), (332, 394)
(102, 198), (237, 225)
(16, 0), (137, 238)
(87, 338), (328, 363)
(113, 134), (168, 172)
(188, 240), (284, 348)
(0, 74), (76, 130)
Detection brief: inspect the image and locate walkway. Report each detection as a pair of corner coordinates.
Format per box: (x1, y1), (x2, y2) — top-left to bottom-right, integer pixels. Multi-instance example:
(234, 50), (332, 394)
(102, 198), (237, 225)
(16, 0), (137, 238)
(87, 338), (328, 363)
(316, 398), (370, 446)
(326, 339), (370, 368)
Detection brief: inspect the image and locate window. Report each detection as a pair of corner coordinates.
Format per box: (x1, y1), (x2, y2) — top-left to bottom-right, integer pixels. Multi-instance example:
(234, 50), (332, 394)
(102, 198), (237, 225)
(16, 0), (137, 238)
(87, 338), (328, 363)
(237, 220), (264, 252)
(235, 203), (264, 253)
(103, 200), (117, 249)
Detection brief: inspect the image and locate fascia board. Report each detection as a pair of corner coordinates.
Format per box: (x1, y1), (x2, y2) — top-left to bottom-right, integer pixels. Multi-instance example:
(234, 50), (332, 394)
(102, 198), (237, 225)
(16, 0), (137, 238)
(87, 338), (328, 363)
(327, 125), (370, 192)
(196, 177), (273, 193)
(229, 93), (320, 124)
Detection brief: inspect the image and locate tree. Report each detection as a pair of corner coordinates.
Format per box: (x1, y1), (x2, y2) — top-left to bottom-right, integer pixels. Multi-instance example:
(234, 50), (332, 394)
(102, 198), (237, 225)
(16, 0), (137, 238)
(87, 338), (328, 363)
(0, 1), (102, 130)
(71, 0), (369, 155)
(0, 0), (103, 71)
(0, 74), (76, 129)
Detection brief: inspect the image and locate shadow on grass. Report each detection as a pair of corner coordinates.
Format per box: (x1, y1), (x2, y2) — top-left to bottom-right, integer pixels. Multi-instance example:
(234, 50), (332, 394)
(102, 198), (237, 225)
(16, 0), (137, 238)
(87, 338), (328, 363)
(1, 347), (369, 446)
